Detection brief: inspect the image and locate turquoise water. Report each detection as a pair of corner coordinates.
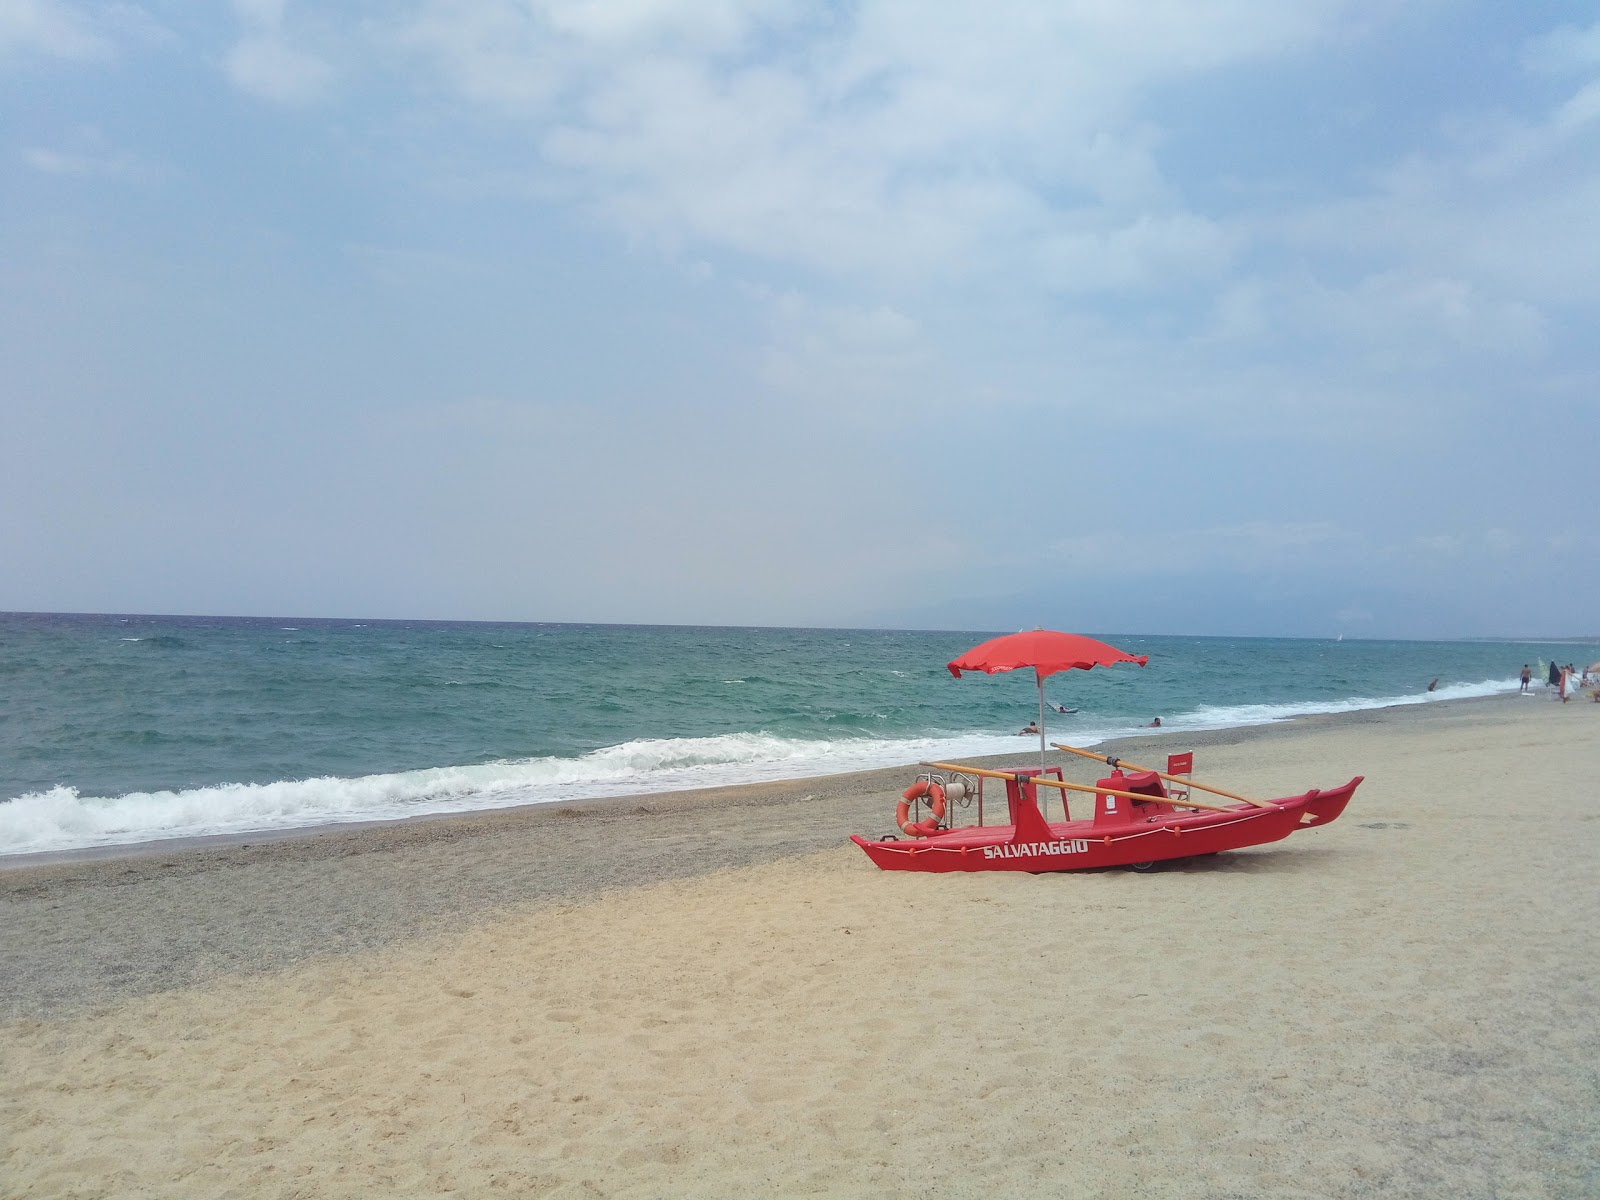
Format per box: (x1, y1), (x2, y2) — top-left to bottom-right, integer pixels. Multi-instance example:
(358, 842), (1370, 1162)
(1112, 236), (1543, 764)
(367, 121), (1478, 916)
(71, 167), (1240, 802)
(1, 613), (1586, 854)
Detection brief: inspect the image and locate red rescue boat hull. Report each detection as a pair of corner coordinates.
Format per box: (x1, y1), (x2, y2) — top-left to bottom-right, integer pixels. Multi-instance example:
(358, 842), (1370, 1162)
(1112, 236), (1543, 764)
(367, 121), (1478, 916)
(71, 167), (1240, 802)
(852, 777), (1361, 873)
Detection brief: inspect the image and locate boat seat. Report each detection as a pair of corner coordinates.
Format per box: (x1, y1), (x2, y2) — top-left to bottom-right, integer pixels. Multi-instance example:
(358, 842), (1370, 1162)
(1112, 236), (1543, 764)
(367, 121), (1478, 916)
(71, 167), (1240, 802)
(1093, 770), (1175, 826)
(1121, 770), (1166, 798)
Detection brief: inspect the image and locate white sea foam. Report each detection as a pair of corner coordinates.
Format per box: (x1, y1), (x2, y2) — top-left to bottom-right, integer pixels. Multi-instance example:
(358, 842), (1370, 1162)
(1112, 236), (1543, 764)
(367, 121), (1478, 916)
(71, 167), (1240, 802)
(1169, 677), (1516, 733)
(0, 679), (1517, 856)
(0, 730), (1029, 856)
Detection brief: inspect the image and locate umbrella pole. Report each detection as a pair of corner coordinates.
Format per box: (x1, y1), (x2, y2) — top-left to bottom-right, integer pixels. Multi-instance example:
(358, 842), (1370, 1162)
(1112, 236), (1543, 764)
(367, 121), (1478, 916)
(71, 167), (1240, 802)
(1037, 676), (1047, 770)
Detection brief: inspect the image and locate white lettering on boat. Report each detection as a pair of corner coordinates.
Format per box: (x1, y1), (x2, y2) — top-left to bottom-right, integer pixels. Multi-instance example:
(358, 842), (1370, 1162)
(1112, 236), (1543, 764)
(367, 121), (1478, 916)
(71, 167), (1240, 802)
(982, 839), (1091, 860)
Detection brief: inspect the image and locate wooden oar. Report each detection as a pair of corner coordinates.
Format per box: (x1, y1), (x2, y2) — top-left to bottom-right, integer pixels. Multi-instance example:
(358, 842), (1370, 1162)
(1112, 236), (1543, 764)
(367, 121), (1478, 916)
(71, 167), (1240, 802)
(920, 761), (1243, 815)
(1049, 742), (1278, 810)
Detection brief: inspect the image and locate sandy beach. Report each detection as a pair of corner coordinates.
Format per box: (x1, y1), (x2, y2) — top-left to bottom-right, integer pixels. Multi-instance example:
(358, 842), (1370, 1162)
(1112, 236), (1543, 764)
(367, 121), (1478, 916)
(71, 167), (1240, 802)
(3, 695), (1597, 1198)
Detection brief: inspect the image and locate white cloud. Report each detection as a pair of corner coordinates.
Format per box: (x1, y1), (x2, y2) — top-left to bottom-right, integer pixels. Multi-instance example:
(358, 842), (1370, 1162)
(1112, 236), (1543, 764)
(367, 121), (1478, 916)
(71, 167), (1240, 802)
(1521, 20), (1600, 76)
(1038, 211), (1235, 294)
(1483, 528), (1518, 554)
(225, 35), (331, 104)
(356, 0), (1600, 435)
(537, 0), (785, 51)
(0, 1), (170, 64)
(20, 123), (141, 177)
(225, 0), (332, 104)
(0, 0), (112, 60)
(1448, 78), (1600, 184)
(23, 144), (129, 175)
(1197, 281), (1270, 343)
(389, 0), (1357, 282)
(1046, 521), (1366, 577)
(1300, 271), (1549, 364)
(1415, 533), (1465, 558)
(233, 0), (288, 22)
(391, 0), (563, 108)
(752, 289), (930, 415)
(1258, 37), (1600, 364)
(1552, 78), (1600, 137)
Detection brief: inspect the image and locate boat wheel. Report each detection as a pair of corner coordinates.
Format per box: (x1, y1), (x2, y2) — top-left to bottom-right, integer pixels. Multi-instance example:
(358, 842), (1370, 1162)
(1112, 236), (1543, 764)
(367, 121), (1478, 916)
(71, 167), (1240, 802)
(1128, 860), (1160, 873)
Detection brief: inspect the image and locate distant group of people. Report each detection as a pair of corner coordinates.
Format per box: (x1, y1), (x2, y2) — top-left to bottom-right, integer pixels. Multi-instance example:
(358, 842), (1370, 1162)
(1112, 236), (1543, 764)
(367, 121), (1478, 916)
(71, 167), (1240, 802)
(1521, 660), (1595, 702)
(1010, 657), (1591, 743)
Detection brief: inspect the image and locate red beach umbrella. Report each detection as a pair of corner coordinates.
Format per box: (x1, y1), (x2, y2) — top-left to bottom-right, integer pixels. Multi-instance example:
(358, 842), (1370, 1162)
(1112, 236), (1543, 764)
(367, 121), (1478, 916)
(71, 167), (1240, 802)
(948, 630), (1148, 680)
(948, 630), (1147, 766)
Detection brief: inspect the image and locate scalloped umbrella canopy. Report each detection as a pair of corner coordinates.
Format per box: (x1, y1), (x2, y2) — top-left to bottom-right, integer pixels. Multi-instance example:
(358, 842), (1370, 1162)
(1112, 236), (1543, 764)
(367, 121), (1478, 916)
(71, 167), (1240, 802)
(947, 630), (1148, 681)
(948, 630), (1146, 769)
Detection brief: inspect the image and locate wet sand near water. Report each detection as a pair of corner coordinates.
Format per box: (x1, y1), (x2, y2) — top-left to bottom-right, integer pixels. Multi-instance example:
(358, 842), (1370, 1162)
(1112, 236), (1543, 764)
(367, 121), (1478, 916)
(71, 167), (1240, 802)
(3, 696), (1597, 1197)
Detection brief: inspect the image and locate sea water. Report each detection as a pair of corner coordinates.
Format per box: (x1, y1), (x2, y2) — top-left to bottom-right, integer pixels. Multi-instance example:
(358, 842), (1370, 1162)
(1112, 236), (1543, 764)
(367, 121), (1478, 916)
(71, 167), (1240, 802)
(1, 613), (1587, 855)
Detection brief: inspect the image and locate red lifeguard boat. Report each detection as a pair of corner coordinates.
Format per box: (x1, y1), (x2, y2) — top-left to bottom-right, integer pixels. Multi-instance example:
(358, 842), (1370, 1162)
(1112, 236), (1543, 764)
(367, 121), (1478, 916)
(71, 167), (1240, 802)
(859, 630), (1360, 872)
(851, 754), (1361, 874)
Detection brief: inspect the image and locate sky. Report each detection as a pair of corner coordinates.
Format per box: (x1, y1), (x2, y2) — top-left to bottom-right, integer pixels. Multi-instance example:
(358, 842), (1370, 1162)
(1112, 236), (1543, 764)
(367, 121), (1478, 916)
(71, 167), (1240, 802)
(3, 1), (1598, 639)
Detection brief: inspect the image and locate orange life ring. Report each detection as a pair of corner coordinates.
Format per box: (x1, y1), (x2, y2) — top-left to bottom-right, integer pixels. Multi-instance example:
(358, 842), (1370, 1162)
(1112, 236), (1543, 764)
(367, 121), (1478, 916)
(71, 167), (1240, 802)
(896, 780), (947, 838)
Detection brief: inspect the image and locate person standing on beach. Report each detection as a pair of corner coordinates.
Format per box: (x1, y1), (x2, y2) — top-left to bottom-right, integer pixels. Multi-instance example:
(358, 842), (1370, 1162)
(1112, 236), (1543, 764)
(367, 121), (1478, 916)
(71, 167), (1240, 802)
(1521, 665), (1532, 693)
(1548, 660), (1562, 689)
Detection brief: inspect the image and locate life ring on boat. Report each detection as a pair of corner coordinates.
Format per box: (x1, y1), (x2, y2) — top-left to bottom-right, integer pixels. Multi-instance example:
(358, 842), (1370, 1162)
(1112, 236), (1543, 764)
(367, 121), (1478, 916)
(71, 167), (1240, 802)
(896, 780), (946, 838)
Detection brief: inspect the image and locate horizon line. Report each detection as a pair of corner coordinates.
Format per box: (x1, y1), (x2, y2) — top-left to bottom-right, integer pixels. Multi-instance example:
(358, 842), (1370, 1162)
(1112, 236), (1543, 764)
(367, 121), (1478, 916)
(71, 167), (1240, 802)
(3, 610), (1595, 645)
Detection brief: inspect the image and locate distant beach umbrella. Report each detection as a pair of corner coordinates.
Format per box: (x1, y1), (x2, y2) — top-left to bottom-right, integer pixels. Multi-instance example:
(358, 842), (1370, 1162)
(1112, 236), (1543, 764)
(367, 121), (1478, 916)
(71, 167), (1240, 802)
(948, 630), (1147, 767)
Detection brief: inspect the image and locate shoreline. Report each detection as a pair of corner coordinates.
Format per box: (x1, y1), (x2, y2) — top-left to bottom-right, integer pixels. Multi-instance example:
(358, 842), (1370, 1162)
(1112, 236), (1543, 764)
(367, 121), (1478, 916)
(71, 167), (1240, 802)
(0, 691), (1519, 873)
(0, 692), (1522, 1024)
